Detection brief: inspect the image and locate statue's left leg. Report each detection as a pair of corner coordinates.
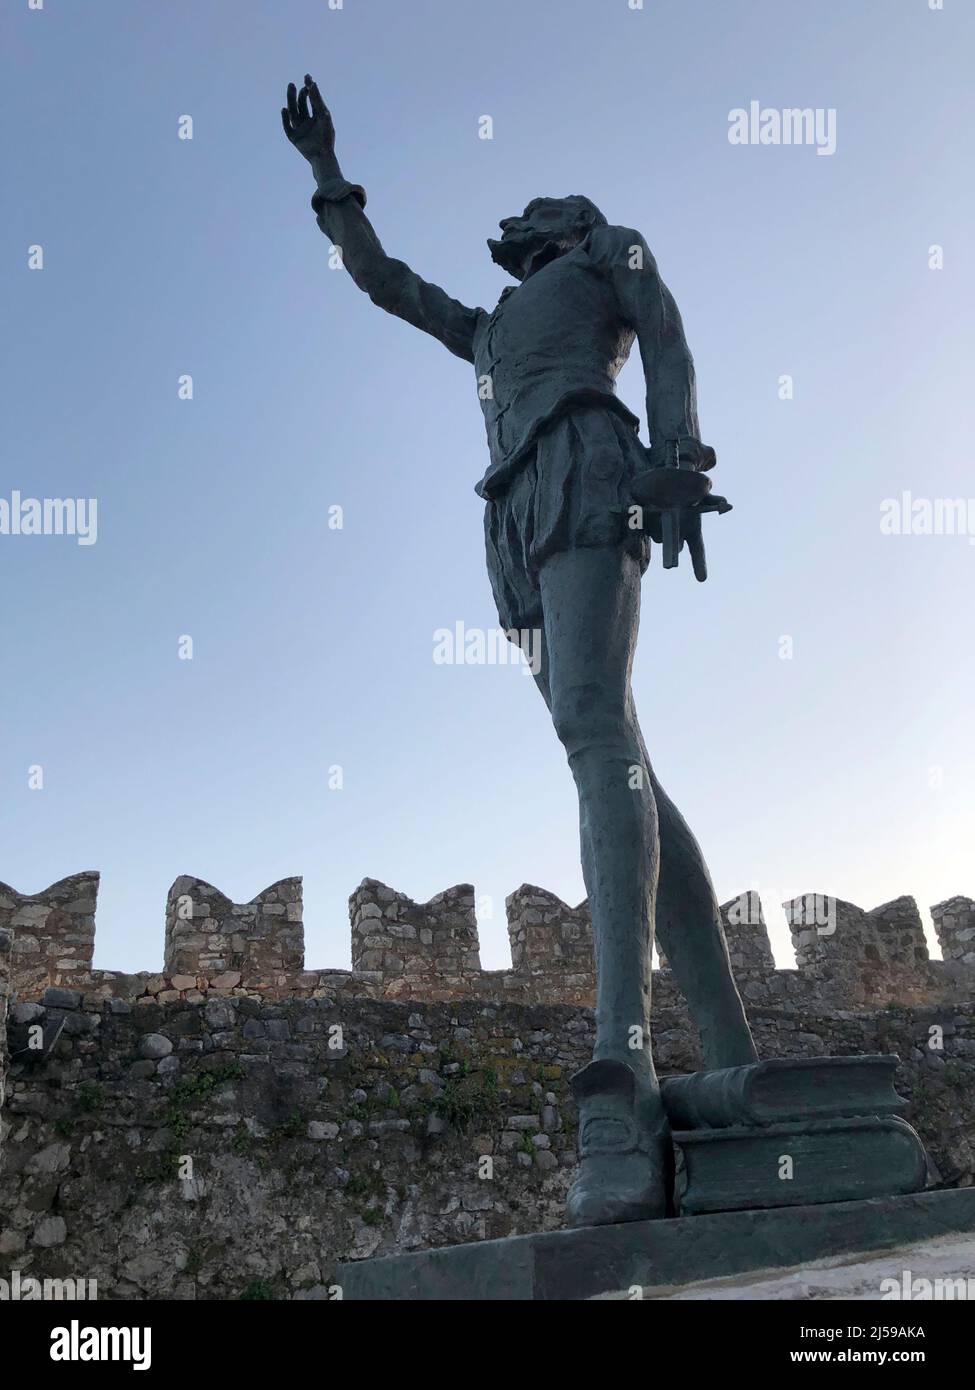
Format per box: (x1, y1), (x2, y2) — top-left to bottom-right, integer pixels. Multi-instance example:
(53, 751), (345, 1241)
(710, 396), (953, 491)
(643, 759), (759, 1069)
(537, 543), (670, 1223)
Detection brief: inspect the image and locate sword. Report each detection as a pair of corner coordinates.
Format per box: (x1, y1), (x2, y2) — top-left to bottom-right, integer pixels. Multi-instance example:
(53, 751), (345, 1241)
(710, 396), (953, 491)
(660, 437), (683, 569)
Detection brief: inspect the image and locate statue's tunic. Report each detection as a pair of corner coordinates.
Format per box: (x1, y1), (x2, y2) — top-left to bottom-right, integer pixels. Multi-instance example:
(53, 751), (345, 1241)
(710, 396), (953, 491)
(311, 179), (701, 627)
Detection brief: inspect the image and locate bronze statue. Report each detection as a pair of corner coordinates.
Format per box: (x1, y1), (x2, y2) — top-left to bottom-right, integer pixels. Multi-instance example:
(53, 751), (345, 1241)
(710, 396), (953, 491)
(283, 75), (756, 1225)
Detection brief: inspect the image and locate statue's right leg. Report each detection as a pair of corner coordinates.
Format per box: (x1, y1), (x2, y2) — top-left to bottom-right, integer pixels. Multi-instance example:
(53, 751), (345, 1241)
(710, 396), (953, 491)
(531, 637), (757, 1072)
(536, 543), (670, 1225)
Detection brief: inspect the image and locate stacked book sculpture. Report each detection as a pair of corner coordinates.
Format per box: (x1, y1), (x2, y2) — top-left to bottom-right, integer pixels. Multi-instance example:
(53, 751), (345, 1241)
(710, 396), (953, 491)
(660, 1056), (928, 1216)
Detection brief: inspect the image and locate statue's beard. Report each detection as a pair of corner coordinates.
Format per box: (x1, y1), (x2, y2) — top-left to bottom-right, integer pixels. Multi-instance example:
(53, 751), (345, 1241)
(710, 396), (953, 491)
(487, 232), (570, 280)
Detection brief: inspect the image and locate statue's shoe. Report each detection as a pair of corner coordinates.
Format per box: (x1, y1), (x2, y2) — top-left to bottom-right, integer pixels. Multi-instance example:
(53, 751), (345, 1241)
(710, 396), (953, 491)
(566, 1057), (672, 1227)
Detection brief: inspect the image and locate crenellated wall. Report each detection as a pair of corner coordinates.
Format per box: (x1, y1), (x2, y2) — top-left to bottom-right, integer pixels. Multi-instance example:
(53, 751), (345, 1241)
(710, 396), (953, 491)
(349, 880), (482, 998)
(1, 872), (973, 1012)
(3, 870), (975, 1300)
(0, 873), (98, 998)
(164, 876), (304, 990)
(931, 898), (975, 968)
(719, 889), (778, 983)
(504, 885), (596, 1003)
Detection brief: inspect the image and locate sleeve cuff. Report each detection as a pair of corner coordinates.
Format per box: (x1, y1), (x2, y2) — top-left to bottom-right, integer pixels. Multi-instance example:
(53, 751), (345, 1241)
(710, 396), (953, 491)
(311, 178), (367, 215)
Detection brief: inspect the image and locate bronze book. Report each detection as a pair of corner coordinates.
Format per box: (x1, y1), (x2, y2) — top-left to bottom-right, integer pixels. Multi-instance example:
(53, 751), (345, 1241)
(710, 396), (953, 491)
(673, 1114), (927, 1216)
(661, 1056), (907, 1129)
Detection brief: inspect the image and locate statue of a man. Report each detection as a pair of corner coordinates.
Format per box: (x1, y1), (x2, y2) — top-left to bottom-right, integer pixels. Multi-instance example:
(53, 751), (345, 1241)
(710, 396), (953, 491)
(283, 76), (757, 1225)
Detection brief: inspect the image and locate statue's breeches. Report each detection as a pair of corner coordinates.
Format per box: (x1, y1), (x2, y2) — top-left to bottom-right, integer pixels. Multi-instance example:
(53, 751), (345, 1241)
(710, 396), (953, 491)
(483, 407), (650, 633)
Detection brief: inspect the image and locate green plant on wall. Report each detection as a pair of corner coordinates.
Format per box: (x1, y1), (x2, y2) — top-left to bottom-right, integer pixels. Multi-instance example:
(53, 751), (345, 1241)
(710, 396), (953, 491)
(161, 1064), (244, 1142)
(239, 1279), (277, 1301)
(434, 1066), (500, 1132)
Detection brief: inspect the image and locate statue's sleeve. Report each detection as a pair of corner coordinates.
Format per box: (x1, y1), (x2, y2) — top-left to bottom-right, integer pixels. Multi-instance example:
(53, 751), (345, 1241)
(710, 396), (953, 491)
(588, 225), (702, 454)
(311, 179), (481, 363)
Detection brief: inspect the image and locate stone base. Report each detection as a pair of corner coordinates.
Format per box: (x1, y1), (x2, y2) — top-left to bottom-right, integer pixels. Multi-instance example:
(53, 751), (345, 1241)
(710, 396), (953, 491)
(337, 1188), (975, 1301)
(605, 1230), (975, 1300)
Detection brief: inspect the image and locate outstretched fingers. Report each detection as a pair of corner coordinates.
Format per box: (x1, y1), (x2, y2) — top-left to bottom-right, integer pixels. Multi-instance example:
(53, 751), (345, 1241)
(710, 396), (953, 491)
(286, 81), (301, 124)
(305, 74), (327, 117)
(683, 511), (708, 582)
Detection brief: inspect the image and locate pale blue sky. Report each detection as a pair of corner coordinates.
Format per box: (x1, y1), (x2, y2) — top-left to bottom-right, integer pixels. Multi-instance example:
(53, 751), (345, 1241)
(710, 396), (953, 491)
(2, 0), (972, 973)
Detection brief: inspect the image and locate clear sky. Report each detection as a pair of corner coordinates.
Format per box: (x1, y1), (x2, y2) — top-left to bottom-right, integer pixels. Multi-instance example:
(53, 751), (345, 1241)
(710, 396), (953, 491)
(2, 0), (972, 974)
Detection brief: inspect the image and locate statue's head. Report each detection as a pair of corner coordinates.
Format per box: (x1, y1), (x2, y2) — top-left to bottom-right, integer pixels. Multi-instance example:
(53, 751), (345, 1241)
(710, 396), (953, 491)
(488, 196), (607, 280)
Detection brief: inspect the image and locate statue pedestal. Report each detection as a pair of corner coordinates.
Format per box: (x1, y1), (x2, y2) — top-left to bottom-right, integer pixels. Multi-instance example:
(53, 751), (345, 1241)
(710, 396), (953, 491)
(661, 1056), (926, 1215)
(336, 1188), (975, 1301)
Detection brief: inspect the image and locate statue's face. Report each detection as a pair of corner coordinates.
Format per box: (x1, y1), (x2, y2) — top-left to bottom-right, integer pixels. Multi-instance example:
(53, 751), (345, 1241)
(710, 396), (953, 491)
(488, 199), (587, 280)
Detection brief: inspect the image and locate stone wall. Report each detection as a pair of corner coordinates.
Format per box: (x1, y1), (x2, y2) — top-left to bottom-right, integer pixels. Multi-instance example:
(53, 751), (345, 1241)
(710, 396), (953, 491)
(932, 898), (975, 968)
(164, 876), (304, 991)
(349, 880), (483, 999)
(785, 892), (937, 1005)
(2, 871), (972, 1012)
(720, 889), (778, 984)
(0, 873), (98, 999)
(0, 925), (11, 1127)
(1, 870), (974, 1299)
(504, 885), (596, 1003)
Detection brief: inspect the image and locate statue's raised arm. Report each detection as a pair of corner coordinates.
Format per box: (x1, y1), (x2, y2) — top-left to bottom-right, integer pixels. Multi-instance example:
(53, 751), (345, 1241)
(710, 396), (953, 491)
(282, 76), (482, 362)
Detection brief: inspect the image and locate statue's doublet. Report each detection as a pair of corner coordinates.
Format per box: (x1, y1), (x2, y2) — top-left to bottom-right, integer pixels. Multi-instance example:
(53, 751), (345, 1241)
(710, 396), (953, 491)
(471, 228), (642, 500)
(310, 183), (687, 503)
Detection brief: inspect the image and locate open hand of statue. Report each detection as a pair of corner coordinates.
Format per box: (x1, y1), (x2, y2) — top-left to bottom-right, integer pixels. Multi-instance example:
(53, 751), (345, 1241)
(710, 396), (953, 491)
(281, 75), (336, 166)
(632, 440), (731, 582)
